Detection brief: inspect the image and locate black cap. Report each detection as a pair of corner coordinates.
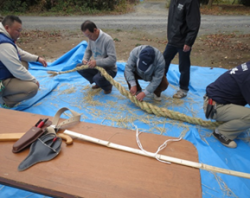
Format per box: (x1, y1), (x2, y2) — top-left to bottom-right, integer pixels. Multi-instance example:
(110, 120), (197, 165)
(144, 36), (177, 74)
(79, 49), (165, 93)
(138, 46), (155, 71)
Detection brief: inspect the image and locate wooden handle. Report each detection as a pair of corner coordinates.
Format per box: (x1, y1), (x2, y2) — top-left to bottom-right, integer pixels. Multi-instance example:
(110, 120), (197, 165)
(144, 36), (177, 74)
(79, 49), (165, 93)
(0, 132), (73, 145)
(0, 133), (24, 141)
(58, 133), (73, 145)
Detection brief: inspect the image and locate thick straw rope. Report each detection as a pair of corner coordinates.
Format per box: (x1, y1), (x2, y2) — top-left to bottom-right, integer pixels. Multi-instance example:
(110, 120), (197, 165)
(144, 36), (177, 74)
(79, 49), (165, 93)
(48, 65), (221, 128)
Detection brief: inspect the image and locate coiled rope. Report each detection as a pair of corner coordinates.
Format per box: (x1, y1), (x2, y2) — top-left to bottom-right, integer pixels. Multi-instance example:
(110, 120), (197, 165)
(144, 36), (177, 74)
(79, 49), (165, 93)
(48, 65), (222, 128)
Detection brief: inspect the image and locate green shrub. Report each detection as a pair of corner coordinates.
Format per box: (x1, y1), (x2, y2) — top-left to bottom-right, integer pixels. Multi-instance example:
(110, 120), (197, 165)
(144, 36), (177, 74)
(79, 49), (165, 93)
(240, 0), (250, 6)
(0, 0), (124, 13)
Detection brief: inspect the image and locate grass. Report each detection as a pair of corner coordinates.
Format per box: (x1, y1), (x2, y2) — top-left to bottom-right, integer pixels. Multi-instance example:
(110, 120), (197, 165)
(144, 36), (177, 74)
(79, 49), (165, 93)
(0, 1), (135, 16)
(1, 1), (250, 16)
(200, 4), (250, 15)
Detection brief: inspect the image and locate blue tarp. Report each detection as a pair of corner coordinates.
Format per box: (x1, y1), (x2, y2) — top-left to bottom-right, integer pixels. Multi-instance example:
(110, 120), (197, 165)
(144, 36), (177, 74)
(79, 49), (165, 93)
(1, 40), (250, 198)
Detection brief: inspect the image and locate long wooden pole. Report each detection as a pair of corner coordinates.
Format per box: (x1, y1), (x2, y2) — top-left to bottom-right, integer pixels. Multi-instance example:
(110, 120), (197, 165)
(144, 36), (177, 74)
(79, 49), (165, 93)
(64, 130), (250, 179)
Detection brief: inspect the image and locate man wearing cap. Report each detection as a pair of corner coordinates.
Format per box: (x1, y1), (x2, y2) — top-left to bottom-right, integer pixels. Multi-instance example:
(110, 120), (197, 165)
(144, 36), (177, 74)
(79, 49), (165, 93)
(124, 45), (169, 102)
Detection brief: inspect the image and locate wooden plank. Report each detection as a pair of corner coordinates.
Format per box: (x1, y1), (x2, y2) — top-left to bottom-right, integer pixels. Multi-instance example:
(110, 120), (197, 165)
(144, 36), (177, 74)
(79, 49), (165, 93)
(0, 108), (201, 198)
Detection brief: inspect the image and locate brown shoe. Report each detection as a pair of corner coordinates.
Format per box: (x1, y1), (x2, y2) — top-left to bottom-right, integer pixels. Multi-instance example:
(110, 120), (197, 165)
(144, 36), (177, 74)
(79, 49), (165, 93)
(104, 86), (112, 94)
(92, 84), (100, 89)
(104, 89), (112, 94)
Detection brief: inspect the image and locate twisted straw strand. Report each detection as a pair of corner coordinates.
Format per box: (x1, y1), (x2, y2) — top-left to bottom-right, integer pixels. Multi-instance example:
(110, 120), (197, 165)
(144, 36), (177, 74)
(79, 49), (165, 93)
(48, 65), (221, 128)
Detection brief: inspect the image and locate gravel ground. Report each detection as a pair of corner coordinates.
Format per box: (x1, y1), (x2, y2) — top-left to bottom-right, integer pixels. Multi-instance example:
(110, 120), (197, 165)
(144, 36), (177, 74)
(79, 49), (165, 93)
(16, 1), (250, 68)
(20, 1), (250, 36)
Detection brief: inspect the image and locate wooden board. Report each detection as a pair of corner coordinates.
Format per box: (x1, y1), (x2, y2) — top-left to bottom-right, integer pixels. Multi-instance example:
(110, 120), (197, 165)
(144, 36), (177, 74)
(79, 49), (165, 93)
(0, 108), (201, 198)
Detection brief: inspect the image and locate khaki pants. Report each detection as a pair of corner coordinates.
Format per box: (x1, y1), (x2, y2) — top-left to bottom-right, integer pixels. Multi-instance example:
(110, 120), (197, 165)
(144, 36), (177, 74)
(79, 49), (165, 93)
(203, 97), (250, 140)
(1, 78), (38, 107)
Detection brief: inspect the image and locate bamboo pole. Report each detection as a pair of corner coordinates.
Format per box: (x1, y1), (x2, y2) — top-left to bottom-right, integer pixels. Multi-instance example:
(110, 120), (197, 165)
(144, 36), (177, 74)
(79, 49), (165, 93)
(64, 129), (250, 179)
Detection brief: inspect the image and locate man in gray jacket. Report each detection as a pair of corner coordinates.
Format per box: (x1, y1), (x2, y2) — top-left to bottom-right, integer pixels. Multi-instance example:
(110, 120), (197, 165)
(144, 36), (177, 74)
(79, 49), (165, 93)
(0, 15), (47, 108)
(124, 45), (169, 102)
(78, 20), (117, 94)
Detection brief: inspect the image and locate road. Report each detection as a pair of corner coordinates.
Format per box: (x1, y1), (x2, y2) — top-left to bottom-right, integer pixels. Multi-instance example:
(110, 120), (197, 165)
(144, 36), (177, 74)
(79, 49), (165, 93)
(20, 1), (250, 36)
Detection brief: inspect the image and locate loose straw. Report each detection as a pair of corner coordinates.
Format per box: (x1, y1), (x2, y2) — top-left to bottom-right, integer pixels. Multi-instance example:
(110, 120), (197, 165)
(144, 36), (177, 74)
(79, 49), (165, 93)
(48, 65), (222, 128)
(64, 130), (250, 179)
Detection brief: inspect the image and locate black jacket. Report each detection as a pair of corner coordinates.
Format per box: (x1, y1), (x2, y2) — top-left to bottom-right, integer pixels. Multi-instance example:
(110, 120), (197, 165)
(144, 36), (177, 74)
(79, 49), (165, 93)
(206, 61), (250, 106)
(167, 0), (200, 48)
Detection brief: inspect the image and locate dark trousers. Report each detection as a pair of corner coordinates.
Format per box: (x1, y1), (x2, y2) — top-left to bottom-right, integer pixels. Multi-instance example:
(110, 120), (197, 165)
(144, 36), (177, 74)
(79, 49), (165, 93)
(163, 44), (191, 91)
(77, 68), (117, 91)
(125, 72), (169, 97)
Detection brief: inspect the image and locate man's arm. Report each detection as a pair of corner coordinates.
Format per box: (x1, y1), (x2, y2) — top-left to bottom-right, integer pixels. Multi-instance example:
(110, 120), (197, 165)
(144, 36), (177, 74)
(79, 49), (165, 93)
(0, 43), (37, 83)
(184, 0), (201, 47)
(17, 46), (47, 67)
(124, 48), (138, 85)
(95, 39), (116, 67)
(17, 46), (39, 62)
(241, 76), (250, 105)
(144, 61), (165, 95)
(82, 42), (92, 63)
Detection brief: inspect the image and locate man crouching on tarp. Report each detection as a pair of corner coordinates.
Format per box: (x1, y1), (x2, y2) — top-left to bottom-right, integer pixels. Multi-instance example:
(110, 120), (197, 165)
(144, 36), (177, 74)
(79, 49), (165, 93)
(204, 61), (250, 148)
(77, 20), (117, 95)
(0, 15), (47, 108)
(124, 45), (169, 102)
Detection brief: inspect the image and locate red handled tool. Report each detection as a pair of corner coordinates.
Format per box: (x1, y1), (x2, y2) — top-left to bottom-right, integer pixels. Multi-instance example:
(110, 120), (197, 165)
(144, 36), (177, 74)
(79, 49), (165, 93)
(205, 98), (215, 119)
(50, 137), (58, 147)
(37, 118), (49, 128)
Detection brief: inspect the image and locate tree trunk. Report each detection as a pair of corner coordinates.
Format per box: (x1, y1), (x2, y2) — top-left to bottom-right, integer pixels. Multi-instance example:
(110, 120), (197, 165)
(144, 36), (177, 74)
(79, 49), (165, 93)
(208, 0), (213, 8)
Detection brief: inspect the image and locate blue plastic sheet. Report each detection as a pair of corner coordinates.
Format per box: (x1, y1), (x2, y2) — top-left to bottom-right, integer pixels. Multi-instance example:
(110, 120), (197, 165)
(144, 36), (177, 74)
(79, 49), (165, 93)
(1, 40), (250, 198)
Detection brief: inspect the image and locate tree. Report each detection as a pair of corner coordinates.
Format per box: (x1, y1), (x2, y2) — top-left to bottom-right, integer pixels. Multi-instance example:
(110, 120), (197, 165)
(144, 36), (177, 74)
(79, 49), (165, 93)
(208, 0), (214, 8)
(240, 0), (250, 6)
(199, 0), (208, 5)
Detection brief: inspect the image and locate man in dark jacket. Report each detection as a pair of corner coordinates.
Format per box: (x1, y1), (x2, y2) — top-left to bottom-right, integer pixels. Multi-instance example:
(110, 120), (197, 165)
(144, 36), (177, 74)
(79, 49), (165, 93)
(204, 61), (250, 148)
(163, 0), (200, 99)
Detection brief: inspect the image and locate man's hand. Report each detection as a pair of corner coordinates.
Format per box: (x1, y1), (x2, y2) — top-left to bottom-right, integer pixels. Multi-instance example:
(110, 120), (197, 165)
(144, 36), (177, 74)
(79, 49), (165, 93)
(36, 81), (40, 88)
(130, 86), (137, 96)
(38, 57), (47, 67)
(82, 60), (88, 65)
(183, 45), (191, 52)
(136, 92), (146, 102)
(88, 60), (96, 68)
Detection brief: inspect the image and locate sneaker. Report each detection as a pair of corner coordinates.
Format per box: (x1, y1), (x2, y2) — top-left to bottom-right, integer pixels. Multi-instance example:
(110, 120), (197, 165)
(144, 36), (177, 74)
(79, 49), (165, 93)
(212, 131), (237, 148)
(173, 89), (187, 99)
(92, 84), (100, 89)
(153, 94), (161, 101)
(104, 90), (112, 94)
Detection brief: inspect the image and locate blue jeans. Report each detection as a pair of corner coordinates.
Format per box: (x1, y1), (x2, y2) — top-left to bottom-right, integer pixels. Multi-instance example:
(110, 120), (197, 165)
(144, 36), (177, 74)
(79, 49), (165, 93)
(163, 44), (191, 91)
(77, 68), (117, 91)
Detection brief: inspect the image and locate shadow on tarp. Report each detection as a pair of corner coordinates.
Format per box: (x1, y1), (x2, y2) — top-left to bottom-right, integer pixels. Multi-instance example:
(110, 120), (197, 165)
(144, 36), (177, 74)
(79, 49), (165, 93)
(1, 40), (250, 198)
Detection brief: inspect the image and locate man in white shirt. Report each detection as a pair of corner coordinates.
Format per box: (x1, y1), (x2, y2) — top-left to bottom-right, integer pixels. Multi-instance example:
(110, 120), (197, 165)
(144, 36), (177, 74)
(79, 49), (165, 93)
(0, 15), (47, 108)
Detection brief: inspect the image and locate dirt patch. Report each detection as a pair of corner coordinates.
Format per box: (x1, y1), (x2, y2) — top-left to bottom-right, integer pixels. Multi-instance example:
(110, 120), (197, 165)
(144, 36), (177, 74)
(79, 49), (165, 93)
(17, 29), (250, 70)
(200, 5), (250, 16)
